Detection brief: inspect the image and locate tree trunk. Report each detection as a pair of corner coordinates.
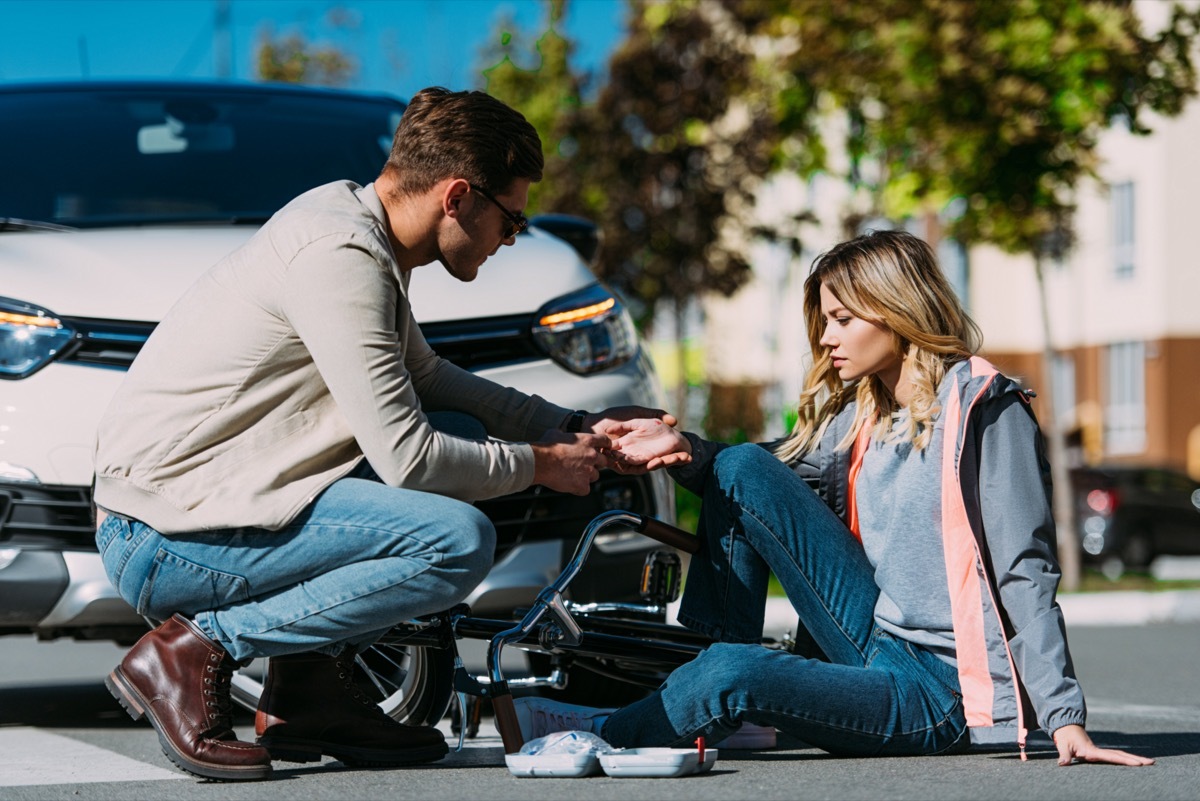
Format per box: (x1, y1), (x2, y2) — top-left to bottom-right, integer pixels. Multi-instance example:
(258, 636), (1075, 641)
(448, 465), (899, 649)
(1033, 255), (1081, 592)
(672, 297), (690, 429)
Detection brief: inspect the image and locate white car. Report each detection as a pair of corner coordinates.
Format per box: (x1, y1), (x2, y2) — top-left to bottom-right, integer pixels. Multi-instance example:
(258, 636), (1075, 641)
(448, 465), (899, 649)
(0, 80), (675, 719)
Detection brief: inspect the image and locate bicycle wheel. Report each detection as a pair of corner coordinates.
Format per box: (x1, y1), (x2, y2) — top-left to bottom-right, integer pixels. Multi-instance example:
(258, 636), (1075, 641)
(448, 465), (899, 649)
(230, 641), (455, 726)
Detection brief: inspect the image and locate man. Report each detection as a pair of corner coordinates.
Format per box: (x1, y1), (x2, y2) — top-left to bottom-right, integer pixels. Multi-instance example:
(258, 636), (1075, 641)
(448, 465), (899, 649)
(92, 87), (673, 782)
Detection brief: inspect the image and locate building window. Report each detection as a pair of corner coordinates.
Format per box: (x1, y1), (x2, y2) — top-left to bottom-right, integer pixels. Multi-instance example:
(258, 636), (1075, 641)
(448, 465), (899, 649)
(1104, 341), (1146, 455)
(1112, 181), (1135, 278)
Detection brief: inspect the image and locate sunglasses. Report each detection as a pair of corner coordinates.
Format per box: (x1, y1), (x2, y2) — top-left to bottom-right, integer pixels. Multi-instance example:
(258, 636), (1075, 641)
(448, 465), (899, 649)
(469, 183), (529, 241)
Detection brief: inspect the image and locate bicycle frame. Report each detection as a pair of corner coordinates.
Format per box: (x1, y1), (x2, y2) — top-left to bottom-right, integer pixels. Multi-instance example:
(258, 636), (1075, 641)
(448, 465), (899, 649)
(377, 510), (720, 753)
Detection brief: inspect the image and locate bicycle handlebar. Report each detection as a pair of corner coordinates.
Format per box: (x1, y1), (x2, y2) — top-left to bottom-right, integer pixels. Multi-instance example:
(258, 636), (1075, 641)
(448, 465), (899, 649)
(634, 513), (700, 554)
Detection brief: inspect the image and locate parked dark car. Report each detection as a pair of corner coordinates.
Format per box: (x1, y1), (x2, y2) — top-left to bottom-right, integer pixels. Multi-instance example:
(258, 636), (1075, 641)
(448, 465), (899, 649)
(1071, 464), (1200, 576)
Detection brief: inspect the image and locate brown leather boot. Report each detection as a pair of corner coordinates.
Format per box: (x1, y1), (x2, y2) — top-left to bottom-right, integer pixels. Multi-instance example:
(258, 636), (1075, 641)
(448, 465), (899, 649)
(255, 651), (448, 766)
(106, 613), (273, 781)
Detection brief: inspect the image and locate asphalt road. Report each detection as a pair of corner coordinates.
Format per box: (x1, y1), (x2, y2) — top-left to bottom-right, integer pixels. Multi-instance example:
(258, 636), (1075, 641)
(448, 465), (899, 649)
(2, 619), (1198, 801)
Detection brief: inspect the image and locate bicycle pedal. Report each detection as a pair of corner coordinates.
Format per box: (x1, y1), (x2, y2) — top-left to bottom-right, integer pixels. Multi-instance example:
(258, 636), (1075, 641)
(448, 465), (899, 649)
(639, 550), (682, 605)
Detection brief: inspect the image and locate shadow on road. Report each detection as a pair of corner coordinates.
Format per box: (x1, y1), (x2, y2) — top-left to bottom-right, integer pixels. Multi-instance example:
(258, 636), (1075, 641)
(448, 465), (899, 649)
(0, 682), (253, 729)
(1084, 730), (1200, 759)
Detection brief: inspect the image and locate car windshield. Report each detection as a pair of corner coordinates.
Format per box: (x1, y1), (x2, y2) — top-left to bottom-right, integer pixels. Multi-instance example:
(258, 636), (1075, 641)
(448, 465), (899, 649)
(0, 84), (404, 228)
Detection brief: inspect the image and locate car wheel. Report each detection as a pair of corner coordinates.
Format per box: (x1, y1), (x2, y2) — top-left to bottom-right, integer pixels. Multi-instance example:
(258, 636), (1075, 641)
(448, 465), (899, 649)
(229, 641), (455, 726)
(1120, 531), (1153, 571)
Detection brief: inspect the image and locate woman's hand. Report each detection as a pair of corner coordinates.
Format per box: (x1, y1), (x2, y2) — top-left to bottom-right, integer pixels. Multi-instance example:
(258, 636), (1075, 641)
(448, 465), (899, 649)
(1052, 724), (1154, 766)
(606, 418), (692, 472)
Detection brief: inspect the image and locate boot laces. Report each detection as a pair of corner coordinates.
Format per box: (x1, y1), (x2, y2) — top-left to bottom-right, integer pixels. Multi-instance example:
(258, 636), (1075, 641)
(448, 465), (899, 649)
(202, 651), (237, 731)
(334, 654), (408, 727)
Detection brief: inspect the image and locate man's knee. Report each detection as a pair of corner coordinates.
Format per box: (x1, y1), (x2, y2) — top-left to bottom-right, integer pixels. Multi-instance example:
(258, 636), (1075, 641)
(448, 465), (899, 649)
(438, 503), (496, 587)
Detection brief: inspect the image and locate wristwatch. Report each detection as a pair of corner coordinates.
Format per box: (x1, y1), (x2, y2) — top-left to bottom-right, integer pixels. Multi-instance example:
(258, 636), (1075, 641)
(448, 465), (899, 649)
(565, 410), (588, 433)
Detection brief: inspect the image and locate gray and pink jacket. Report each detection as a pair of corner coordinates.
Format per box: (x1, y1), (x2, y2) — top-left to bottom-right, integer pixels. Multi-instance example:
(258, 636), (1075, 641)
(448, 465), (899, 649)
(681, 356), (1087, 752)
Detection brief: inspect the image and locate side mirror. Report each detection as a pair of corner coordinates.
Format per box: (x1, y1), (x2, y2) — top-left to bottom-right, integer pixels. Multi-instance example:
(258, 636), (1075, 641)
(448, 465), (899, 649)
(530, 214), (601, 265)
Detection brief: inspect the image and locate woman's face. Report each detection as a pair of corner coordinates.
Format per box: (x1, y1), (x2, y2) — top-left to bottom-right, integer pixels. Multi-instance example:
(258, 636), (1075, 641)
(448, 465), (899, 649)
(818, 283), (903, 387)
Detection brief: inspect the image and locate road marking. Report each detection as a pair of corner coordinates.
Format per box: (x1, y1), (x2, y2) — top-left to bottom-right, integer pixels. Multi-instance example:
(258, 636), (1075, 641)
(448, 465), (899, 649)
(0, 729), (183, 787)
(1088, 699), (1200, 723)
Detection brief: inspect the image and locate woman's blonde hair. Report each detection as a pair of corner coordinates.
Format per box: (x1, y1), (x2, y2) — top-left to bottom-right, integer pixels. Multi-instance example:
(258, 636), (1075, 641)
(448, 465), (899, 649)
(775, 229), (983, 462)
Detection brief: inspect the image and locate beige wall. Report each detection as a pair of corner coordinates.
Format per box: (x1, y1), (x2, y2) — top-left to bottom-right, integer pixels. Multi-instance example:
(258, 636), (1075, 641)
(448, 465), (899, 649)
(983, 338), (1200, 470)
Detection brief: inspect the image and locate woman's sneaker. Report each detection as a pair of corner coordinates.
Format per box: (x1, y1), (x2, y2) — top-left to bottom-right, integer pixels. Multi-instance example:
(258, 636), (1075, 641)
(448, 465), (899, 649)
(512, 698), (615, 741)
(711, 723), (777, 749)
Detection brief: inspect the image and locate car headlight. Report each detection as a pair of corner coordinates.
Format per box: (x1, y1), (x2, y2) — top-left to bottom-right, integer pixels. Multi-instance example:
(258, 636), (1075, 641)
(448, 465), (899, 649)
(0, 297), (76, 379)
(532, 284), (637, 375)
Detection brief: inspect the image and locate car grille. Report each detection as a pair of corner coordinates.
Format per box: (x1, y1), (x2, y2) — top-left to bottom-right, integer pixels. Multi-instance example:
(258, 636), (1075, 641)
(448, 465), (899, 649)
(0, 483), (95, 550)
(59, 314), (546, 372)
(12, 315), (657, 556)
(0, 472), (658, 559)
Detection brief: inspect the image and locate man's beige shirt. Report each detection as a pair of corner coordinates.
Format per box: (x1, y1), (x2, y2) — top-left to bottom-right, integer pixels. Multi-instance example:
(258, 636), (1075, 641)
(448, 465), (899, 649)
(93, 181), (569, 534)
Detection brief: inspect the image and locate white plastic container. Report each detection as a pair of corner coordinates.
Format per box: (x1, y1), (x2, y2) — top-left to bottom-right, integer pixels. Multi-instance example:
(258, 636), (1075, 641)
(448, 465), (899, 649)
(599, 747), (719, 778)
(504, 752), (603, 778)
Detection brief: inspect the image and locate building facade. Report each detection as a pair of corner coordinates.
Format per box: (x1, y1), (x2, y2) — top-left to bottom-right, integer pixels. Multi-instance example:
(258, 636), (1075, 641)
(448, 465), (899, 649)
(972, 63), (1200, 478)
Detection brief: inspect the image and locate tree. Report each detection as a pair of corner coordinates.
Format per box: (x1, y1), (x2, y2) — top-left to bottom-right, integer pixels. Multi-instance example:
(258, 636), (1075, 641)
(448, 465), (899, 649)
(740, 0), (1200, 589)
(477, 0), (588, 216)
(540, 1), (780, 420)
(254, 6), (359, 87)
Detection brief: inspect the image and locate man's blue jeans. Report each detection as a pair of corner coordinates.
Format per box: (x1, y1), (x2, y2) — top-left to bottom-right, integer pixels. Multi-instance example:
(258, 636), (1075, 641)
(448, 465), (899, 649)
(95, 415), (495, 661)
(601, 444), (970, 757)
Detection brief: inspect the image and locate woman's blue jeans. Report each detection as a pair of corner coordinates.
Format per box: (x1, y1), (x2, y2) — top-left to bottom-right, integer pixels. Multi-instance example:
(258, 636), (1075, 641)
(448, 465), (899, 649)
(94, 415), (495, 662)
(601, 443), (969, 757)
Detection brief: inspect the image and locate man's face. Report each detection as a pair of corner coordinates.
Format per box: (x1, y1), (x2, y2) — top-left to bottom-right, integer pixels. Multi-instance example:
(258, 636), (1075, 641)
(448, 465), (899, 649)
(438, 178), (531, 282)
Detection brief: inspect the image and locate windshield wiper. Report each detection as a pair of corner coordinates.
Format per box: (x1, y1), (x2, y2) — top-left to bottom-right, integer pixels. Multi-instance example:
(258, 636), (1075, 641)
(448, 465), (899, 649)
(0, 218), (78, 233)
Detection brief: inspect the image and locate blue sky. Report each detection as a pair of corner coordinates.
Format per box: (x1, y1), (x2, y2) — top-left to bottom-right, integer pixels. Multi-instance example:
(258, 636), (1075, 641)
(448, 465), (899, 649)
(0, 0), (628, 98)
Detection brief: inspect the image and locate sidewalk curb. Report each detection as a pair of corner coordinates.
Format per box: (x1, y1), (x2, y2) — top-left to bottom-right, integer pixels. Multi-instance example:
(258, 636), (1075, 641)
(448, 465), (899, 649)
(762, 590), (1200, 636)
(1056, 589), (1200, 626)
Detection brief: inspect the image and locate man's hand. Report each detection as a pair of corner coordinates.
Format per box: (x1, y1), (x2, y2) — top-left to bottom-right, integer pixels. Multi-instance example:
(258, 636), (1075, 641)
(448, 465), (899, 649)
(580, 406), (678, 438)
(1052, 724), (1154, 767)
(607, 418), (693, 472)
(530, 429), (612, 496)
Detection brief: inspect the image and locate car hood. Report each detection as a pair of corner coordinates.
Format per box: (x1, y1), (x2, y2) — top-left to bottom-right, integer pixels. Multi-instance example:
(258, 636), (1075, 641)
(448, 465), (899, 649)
(1, 225), (595, 322)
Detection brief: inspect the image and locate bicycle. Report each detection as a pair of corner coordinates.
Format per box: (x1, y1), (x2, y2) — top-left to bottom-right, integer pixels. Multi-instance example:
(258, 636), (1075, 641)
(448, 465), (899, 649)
(238, 509), (791, 754)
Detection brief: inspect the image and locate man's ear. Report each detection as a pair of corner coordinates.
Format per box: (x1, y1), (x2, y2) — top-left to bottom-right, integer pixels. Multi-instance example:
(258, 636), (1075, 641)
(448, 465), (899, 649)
(442, 178), (472, 219)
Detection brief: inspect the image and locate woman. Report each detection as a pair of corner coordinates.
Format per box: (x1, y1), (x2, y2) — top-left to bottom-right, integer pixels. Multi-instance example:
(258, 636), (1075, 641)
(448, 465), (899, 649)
(514, 229), (1151, 766)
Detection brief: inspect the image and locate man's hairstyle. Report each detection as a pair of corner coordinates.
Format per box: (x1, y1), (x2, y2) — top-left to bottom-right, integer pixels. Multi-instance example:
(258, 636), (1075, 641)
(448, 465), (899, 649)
(382, 87), (543, 197)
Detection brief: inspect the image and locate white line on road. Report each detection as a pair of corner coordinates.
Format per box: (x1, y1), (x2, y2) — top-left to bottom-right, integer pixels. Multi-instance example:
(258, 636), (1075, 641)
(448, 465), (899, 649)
(0, 729), (183, 787)
(1087, 699), (1200, 723)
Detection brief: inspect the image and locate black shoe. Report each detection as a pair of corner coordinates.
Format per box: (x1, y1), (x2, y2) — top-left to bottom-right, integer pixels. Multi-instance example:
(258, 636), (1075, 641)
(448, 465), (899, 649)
(255, 651), (448, 767)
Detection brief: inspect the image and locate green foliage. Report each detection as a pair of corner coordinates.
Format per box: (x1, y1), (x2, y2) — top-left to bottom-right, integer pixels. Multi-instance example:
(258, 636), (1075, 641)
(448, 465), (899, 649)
(674, 486), (703, 534)
(477, 0), (586, 215)
(253, 6), (360, 88)
(256, 32), (355, 86)
(538, 1), (780, 326)
(744, 0), (1200, 255)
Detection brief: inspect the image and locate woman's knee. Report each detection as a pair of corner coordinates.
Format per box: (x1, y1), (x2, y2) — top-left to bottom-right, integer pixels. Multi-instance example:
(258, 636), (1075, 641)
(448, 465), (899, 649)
(687, 642), (768, 685)
(709, 442), (819, 515)
(669, 643), (777, 715)
(712, 443), (777, 482)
